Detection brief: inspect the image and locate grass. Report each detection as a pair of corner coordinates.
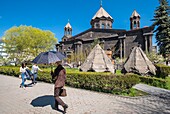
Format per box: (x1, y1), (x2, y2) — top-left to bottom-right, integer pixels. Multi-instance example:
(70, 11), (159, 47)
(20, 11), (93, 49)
(115, 70), (122, 75)
(66, 68), (122, 75)
(66, 68), (79, 73)
(166, 77), (170, 90)
(122, 88), (148, 97)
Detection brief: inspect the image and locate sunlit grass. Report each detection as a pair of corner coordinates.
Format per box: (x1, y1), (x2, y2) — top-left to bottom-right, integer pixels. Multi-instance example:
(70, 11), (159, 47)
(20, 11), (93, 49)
(121, 88), (148, 97)
(43, 67), (121, 75)
(166, 77), (170, 90)
(115, 70), (122, 75)
(66, 68), (79, 73)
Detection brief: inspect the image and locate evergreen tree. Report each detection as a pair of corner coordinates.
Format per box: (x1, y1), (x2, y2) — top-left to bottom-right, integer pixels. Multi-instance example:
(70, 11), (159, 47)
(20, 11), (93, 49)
(152, 0), (170, 58)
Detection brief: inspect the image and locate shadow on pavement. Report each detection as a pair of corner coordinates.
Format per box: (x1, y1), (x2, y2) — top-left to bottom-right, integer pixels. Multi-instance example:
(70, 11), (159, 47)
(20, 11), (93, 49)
(31, 95), (54, 107)
(30, 95), (64, 113)
(25, 83), (33, 87)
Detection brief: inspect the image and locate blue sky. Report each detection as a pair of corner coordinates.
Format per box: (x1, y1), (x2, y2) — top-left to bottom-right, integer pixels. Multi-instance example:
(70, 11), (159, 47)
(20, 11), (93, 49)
(0, 0), (164, 45)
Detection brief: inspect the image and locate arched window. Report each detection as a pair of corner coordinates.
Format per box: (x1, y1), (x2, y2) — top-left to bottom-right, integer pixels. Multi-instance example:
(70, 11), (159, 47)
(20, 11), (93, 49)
(102, 23), (105, 29)
(95, 23), (99, 28)
(137, 21), (140, 27)
(107, 24), (110, 29)
(68, 29), (70, 35)
(134, 21), (137, 28)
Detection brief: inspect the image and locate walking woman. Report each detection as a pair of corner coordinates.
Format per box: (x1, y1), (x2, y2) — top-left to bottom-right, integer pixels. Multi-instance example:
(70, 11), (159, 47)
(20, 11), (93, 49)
(52, 61), (68, 113)
(20, 63), (27, 88)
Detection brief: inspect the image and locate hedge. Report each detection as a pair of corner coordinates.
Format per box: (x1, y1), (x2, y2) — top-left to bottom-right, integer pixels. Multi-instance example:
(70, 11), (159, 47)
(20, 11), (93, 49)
(0, 66), (140, 95)
(155, 64), (170, 78)
(66, 72), (140, 94)
(0, 66), (20, 77)
(139, 76), (167, 89)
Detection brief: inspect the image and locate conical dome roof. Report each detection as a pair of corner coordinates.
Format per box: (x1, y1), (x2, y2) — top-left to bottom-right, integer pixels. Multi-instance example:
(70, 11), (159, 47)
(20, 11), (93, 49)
(123, 47), (156, 75)
(92, 6), (113, 20)
(65, 22), (72, 29)
(130, 10), (140, 18)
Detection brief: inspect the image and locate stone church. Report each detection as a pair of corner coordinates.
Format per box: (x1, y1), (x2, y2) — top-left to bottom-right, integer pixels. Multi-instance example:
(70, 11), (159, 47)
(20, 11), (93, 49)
(56, 5), (154, 63)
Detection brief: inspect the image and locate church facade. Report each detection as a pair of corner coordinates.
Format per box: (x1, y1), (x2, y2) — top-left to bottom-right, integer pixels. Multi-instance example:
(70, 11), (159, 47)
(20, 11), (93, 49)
(56, 5), (154, 63)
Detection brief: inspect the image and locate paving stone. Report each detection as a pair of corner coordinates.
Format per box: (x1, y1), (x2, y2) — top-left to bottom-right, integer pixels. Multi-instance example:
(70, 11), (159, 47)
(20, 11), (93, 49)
(0, 75), (170, 114)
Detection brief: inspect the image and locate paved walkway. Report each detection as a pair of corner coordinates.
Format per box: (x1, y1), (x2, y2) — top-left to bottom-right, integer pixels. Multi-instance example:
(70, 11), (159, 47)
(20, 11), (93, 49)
(0, 75), (170, 114)
(133, 83), (170, 98)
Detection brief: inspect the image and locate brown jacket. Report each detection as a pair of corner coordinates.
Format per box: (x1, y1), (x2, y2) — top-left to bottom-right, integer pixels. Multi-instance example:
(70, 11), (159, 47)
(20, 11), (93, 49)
(55, 69), (66, 88)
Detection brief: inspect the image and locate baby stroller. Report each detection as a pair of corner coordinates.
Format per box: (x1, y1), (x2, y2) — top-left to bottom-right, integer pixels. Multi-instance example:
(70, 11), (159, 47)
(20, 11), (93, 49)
(25, 69), (34, 81)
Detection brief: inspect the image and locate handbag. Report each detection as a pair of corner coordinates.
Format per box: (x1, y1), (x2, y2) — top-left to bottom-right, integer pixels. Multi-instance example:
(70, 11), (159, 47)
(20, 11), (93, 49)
(59, 88), (67, 97)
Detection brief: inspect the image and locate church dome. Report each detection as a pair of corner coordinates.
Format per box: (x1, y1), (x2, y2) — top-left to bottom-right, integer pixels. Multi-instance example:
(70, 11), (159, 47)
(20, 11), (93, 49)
(91, 6), (113, 29)
(92, 7), (113, 20)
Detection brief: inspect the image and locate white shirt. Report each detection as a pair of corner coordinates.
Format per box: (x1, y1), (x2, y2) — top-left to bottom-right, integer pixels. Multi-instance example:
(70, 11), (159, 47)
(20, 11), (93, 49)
(20, 67), (27, 73)
(31, 65), (41, 74)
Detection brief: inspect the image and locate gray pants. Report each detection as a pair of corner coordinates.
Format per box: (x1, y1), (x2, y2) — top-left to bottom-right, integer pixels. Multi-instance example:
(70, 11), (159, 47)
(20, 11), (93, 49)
(33, 73), (37, 83)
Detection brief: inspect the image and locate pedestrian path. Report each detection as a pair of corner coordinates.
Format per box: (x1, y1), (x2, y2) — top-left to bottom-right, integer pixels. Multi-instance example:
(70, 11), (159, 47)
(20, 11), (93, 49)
(0, 75), (170, 114)
(133, 83), (170, 98)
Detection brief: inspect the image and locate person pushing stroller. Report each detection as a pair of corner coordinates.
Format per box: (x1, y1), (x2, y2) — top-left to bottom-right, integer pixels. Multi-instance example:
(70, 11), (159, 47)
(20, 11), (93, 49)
(31, 63), (43, 84)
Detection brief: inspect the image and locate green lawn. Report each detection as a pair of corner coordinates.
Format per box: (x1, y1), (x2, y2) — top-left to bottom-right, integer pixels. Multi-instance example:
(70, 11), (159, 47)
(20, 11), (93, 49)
(66, 68), (79, 73)
(166, 77), (170, 90)
(115, 70), (122, 75)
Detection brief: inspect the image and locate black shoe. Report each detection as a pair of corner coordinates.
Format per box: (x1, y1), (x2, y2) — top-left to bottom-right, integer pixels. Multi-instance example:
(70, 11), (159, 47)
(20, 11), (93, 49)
(54, 100), (59, 110)
(20, 85), (25, 88)
(63, 104), (68, 113)
(31, 82), (37, 85)
(54, 106), (59, 111)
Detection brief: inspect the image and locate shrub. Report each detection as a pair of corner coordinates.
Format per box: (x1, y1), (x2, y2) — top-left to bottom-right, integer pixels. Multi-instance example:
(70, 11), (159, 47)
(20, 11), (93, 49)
(37, 71), (52, 83)
(66, 72), (140, 95)
(139, 76), (167, 89)
(0, 66), (20, 77)
(155, 64), (170, 78)
(0, 66), (52, 83)
(166, 77), (170, 90)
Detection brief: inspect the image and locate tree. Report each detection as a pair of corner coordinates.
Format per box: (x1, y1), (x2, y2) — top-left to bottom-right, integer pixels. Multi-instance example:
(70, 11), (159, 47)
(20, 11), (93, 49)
(3, 25), (57, 65)
(152, 0), (170, 58)
(146, 52), (165, 64)
(90, 38), (100, 49)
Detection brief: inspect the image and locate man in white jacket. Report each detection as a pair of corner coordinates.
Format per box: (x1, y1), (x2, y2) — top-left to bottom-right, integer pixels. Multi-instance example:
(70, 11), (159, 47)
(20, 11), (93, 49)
(31, 63), (43, 84)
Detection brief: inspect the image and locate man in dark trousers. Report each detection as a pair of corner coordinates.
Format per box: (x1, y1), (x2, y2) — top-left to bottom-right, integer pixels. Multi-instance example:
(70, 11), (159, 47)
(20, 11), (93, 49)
(51, 61), (68, 113)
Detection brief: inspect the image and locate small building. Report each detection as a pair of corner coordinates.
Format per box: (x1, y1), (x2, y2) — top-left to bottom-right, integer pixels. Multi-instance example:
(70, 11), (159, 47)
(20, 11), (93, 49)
(0, 38), (8, 59)
(80, 44), (115, 73)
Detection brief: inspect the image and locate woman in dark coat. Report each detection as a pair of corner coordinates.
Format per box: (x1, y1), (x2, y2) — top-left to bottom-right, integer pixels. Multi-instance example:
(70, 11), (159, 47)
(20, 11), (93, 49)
(52, 61), (68, 113)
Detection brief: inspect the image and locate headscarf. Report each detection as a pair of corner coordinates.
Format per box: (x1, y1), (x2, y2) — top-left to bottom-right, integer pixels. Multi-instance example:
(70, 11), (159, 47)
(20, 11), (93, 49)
(52, 64), (64, 81)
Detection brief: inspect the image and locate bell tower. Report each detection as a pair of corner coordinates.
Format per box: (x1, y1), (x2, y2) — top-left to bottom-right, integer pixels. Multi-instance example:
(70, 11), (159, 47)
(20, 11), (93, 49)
(64, 20), (72, 38)
(130, 10), (140, 30)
